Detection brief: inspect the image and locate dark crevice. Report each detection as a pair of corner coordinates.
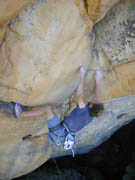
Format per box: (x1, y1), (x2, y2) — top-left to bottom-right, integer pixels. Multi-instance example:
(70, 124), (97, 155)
(14, 120), (135, 180)
(83, 0), (88, 14)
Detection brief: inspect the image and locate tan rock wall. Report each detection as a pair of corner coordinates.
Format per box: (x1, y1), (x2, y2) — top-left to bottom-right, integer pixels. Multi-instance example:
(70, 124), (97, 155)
(1, 95), (135, 179)
(0, 0), (36, 45)
(0, 0), (93, 106)
(0, 0), (36, 24)
(0, 0), (122, 106)
(0, 0), (135, 179)
(0, 25), (7, 45)
(0, 102), (51, 179)
(89, 0), (135, 101)
(109, 61), (135, 98)
(76, 0), (120, 23)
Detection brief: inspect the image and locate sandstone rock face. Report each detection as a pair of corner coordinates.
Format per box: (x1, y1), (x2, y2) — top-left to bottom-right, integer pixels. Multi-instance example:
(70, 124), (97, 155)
(0, 0), (36, 24)
(0, 26), (7, 45)
(0, 95), (135, 180)
(0, 0), (93, 106)
(0, 0), (135, 179)
(0, 0), (36, 44)
(0, 0), (133, 106)
(88, 0), (135, 101)
(76, 0), (120, 23)
(0, 104), (52, 179)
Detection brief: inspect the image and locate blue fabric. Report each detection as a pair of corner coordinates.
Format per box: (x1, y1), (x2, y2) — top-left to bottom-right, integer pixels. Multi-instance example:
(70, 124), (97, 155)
(14, 103), (22, 118)
(47, 116), (66, 144)
(47, 116), (60, 128)
(47, 104), (93, 144)
(63, 104), (93, 133)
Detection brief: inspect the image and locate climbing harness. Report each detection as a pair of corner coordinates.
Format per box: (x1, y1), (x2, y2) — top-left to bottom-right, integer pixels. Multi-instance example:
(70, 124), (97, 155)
(49, 122), (75, 157)
(63, 133), (75, 157)
(13, 103), (22, 118)
(56, 127), (66, 146)
(63, 123), (75, 157)
(49, 123), (65, 145)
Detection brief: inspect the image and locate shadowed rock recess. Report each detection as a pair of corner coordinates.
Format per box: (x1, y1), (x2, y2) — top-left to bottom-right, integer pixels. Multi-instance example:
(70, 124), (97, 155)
(0, 0), (135, 179)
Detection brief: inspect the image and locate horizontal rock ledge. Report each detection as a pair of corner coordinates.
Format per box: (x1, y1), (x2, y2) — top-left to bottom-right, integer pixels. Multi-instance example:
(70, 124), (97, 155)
(51, 95), (135, 158)
(0, 95), (135, 179)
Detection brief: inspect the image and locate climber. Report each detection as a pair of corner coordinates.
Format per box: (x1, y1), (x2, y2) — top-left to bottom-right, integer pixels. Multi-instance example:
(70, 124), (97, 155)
(14, 67), (104, 156)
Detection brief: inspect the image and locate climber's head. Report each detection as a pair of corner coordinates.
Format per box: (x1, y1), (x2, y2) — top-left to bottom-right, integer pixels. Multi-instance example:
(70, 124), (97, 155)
(88, 101), (104, 117)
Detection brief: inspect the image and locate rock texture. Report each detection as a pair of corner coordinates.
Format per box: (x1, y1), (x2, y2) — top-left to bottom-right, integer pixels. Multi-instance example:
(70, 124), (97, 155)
(0, 102), (51, 180)
(0, 0), (135, 179)
(0, 0), (134, 106)
(0, 0), (36, 25)
(0, 95), (135, 179)
(0, 0), (93, 106)
(16, 167), (86, 180)
(76, 0), (120, 23)
(88, 0), (135, 101)
(0, 0), (36, 44)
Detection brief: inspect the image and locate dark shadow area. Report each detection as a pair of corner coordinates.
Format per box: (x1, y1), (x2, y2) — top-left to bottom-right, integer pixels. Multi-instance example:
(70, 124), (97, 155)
(14, 119), (135, 180)
(0, 100), (33, 118)
(0, 101), (14, 117)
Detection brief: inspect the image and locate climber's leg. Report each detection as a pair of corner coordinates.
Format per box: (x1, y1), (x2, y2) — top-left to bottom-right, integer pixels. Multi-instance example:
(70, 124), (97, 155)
(13, 103), (22, 118)
(23, 133), (48, 142)
(42, 105), (56, 120)
(19, 105), (55, 119)
(22, 106), (57, 142)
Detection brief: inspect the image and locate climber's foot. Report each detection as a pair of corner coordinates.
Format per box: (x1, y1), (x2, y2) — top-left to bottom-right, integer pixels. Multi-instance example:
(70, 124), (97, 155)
(13, 103), (22, 118)
(80, 66), (86, 79)
(22, 134), (32, 141)
(95, 70), (103, 82)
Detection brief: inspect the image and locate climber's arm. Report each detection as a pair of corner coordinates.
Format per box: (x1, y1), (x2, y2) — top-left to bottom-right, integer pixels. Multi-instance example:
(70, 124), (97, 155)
(91, 81), (100, 103)
(77, 67), (85, 108)
(92, 70), (103, 103)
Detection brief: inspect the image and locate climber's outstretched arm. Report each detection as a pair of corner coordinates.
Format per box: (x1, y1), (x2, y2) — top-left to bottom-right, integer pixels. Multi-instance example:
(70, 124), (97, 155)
(77, 67), (86, 108)
(92, 70), (103, 103)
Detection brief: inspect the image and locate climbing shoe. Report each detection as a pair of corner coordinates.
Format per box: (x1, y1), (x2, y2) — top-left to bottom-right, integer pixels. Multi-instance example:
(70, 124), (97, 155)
(13, 103), (22, 118)
(22, 134), (32, 141)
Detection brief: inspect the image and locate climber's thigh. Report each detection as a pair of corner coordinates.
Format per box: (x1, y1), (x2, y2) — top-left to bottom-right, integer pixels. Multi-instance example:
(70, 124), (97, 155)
(45, 107), (55, 120)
